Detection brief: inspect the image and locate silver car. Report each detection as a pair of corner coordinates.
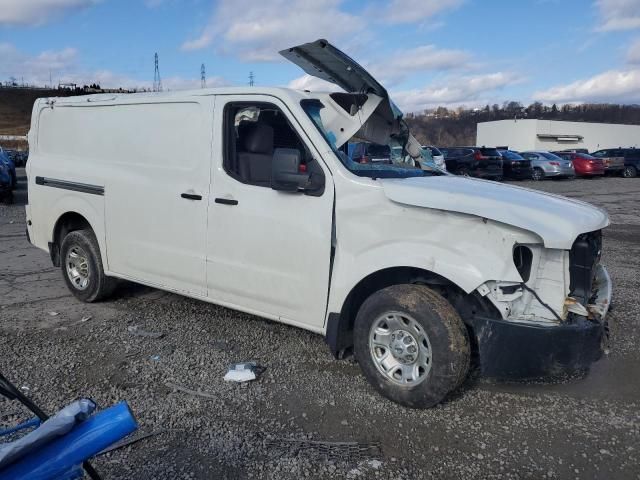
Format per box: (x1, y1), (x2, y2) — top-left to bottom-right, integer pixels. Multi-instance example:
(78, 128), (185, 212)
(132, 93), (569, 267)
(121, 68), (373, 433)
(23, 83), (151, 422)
(521, 151), (575, 181)
(422, 145), (446, 170)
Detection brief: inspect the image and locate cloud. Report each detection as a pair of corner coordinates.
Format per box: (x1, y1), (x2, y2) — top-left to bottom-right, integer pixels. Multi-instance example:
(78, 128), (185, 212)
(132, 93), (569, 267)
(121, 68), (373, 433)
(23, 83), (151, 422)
(0, 0), (100, 26)
(627, 38), (640, 64)
(0, 43), (230, 90)
(381, 0), (464, 24)
(594, 0), (640, 31)
(181, 0), (362, 61)
(391, 72), (524, 112)
(533, 68), (640, 103)
(371, 45), (471, 84)
(0, 43), (78, 85)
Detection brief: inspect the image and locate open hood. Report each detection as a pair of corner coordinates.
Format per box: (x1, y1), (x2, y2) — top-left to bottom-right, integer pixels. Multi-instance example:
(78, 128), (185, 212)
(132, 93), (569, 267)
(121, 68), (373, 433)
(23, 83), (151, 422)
(281, 39), (421, 153)
(280, 39), (388, 98)
(381, 176), (609, 249)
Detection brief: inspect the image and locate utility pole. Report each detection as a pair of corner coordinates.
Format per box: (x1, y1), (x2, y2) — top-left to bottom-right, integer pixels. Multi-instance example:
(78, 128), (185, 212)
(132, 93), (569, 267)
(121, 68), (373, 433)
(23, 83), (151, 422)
(249, 71), (254, 87)
(153, 52), (162, 92)
(201, 64), (206, 88)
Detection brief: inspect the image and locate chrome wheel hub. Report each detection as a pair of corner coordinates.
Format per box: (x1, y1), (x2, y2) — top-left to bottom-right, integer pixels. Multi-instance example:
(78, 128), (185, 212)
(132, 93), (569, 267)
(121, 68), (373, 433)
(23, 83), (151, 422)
(369, 312), (432, 386)
(389, 330), (418, 364)
(66, 246), (90, 290)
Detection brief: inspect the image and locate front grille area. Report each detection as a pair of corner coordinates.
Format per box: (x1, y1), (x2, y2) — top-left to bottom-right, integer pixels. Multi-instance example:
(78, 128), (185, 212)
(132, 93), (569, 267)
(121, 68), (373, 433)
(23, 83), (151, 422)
(569, 230), (602, 306)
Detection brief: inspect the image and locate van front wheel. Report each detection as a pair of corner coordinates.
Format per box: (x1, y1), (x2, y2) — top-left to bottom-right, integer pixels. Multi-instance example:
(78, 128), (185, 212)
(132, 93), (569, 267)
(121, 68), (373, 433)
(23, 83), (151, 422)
(60, 229), (117, 302)
(354, 284), (470, 408)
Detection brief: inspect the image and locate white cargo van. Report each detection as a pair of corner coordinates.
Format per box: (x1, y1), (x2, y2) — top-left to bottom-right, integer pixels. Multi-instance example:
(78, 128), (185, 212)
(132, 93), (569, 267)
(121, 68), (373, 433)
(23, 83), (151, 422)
(26, 40), (612, 408)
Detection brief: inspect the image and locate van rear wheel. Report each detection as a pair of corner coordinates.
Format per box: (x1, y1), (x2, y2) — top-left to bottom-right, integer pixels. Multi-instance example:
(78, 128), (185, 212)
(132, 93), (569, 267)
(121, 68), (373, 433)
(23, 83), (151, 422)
(354, 284), (470, 408)
(60, 229), (117, 302)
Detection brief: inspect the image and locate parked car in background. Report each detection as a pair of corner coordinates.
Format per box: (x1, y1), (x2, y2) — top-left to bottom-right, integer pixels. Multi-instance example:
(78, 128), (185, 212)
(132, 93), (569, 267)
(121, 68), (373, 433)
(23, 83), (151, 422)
(0, 146), (17, 190)
(16, 151), (29, 167)
(5, 149), (26, 167)
(0, 158), (13, 204)
(619, 148), (640, 178)
(520, 151), (575, 181)
(590, 149), (626, 176)
(553, 151), (604, 178)
(497, 150), (533, 180)
(349, 142), (391, 164)
(422, 145), (446, 170)
(442, 147), (503, 180)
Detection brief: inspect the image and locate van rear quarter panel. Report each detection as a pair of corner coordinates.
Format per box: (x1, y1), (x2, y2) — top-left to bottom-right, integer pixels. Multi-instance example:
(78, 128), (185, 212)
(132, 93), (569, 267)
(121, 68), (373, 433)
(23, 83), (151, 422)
(28, 102), (108, 259)
(29, 98), (211, 274)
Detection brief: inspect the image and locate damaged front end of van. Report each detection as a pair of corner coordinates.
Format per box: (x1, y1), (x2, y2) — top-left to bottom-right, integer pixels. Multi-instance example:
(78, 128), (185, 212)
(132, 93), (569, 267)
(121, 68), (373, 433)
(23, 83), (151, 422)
(469, 231), (612, 378)
(284, 39), (613, 379)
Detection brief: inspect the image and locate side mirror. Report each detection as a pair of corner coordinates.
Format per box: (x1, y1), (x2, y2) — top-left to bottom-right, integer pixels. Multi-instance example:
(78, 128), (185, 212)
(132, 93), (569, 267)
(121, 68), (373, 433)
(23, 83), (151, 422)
(271, 148), (309, 192)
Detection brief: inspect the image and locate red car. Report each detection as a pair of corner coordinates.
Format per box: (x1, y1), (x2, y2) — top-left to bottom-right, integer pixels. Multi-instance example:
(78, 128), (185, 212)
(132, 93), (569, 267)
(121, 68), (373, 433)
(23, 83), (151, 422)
(554, 152), (604, 177)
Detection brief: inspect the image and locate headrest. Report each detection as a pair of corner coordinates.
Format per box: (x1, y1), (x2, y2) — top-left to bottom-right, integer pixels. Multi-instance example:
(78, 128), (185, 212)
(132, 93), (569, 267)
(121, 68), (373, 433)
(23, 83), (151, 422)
(240, 123), (274, 154)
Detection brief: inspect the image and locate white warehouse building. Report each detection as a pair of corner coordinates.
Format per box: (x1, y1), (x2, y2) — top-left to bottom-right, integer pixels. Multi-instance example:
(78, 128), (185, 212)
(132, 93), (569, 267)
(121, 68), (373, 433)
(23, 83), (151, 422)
(476, 119), (640, 152)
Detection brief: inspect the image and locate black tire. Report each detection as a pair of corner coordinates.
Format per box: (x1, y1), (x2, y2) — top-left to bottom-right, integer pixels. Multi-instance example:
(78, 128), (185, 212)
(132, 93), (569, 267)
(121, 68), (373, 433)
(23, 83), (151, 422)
(532, 168), (544, 181)
(354, 284), (470, 408)
(457, 168), (470, 177)
(10, 172), (17, 190)
(623, 165), (637, 178)
(60, 229), (117, 302)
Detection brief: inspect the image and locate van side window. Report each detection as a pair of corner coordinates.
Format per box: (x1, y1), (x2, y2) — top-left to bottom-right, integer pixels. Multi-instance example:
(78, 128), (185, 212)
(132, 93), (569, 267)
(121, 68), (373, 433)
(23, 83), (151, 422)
(223, 102), (311, 187)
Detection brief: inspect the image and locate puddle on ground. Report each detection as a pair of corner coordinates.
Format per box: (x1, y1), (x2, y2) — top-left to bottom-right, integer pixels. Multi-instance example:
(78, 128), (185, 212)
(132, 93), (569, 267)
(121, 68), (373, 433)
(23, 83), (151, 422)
(478, 353), (640, 402)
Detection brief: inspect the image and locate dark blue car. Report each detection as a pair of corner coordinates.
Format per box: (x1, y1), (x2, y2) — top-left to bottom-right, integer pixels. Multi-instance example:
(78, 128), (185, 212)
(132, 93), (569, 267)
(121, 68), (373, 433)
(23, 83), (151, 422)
(0, 146), (16, 203)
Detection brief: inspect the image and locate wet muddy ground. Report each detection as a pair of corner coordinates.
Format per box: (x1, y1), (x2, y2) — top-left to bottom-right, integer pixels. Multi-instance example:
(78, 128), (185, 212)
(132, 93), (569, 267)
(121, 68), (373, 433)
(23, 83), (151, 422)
(1, 171), (639, 479)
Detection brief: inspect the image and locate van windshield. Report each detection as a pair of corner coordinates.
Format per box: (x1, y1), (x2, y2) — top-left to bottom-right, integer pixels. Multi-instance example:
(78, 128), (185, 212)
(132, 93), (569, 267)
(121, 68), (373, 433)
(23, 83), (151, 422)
(301, 99), (438, 179)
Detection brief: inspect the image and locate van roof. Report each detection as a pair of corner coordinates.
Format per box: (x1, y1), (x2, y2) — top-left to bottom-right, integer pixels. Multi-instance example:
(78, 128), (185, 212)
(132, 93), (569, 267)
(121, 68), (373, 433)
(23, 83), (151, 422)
(39, 86), (322, 106)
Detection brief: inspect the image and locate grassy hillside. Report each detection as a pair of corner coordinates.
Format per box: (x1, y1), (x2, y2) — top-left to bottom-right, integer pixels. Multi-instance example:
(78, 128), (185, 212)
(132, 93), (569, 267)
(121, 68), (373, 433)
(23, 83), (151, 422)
(0, 87), (83, 136)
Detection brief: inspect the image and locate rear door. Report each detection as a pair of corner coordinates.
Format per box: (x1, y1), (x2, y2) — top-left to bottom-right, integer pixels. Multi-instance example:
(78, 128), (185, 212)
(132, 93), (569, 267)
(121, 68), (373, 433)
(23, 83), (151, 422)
(206, 95), (334, 330)
(610, 149), (626, 168)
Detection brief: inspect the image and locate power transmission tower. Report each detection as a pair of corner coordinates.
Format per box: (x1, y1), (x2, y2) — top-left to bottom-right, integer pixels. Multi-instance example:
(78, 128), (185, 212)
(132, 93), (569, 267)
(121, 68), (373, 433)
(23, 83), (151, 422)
(201, 64), (206, 88)
(249, 71), (254, 87)
(153, 52), (162, 92)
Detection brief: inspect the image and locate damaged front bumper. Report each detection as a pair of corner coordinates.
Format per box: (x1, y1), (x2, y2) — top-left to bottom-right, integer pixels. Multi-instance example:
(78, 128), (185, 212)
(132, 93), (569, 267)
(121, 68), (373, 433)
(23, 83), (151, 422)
(468, 264), (612, 379)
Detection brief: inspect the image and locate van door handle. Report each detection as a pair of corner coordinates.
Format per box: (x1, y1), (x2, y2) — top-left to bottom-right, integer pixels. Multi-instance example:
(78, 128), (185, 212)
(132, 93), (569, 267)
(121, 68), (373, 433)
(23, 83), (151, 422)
(215, 198), (238, 206)
(181, 193), (202, 200)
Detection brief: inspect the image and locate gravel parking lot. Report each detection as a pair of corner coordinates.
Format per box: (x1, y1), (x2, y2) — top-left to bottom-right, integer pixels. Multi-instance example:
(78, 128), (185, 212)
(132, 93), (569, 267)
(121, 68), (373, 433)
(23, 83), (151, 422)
(1, 170), (639, 479)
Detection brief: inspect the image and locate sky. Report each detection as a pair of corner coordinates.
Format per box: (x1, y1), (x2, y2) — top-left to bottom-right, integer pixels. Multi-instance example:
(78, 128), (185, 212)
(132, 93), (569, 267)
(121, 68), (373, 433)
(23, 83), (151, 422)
(0, 0), (639, 113)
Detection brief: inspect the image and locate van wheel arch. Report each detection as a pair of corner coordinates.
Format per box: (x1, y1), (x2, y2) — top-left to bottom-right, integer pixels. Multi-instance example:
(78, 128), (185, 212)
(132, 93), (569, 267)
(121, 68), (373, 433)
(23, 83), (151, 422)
(50, 212), (93, 267)
(326, 267), (499, 359)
